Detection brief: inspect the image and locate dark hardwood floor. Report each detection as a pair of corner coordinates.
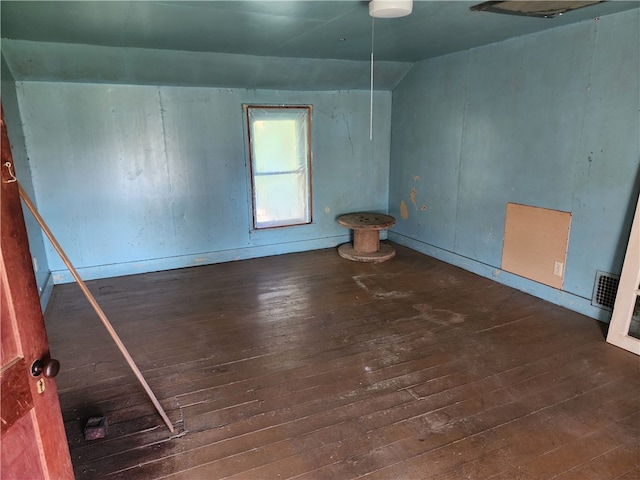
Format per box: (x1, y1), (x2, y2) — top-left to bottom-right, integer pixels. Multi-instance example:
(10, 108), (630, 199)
(44, 244), (639, 479)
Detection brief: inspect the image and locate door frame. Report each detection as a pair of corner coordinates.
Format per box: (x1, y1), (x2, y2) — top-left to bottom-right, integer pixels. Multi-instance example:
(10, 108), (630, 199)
(1, 106), (74, 478)
(606, 194), (640, 355)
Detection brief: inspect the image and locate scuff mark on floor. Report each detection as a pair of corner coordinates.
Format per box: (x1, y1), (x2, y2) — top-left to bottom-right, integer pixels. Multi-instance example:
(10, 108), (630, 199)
(374, 291), (412, 300)
(413, 303), (466, 326)
(352, 275), (369, 291)
(354, 275), (413, 301)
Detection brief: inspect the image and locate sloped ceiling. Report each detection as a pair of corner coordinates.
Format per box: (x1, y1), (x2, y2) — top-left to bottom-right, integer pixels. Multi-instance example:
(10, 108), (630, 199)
(2, 1), (638, 90)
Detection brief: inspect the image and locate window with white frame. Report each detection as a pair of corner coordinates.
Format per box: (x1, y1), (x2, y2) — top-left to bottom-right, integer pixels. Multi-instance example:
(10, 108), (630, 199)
(246, 106), (312, 229)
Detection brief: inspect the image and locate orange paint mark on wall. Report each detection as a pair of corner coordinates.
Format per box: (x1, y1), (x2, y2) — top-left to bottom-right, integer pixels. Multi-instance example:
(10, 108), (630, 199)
(400, 200), (409, 219)
(410, 188), (418, 210)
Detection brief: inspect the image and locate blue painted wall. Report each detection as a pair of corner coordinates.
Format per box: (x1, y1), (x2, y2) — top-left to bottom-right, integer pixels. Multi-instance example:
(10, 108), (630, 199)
(15, 83), (391, 282)
(388, 10), (640, 320)
(2, 55), (54, 308)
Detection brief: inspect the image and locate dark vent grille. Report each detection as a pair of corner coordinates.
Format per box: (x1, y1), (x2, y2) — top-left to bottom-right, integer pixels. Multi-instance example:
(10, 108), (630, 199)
(592, 271), (620, 310)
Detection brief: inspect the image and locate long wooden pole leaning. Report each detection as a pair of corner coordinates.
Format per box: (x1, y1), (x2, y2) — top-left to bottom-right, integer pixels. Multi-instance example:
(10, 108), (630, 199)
(17, 182), (175, 433)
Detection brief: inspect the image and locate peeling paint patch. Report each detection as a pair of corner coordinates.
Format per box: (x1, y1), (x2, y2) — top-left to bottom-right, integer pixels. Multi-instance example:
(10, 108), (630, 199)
(412, 175), (420, 182)
(325, 207), (331, 214)
(421, 205), (427, 211)
(410, 188), (418, 210)
(400, 200), (409, 219)
(194, 257), (207, 263)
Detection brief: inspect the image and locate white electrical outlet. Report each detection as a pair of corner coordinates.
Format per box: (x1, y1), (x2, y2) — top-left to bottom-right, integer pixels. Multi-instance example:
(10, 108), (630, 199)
(553, 261), (564, 277)
(32, 257), (38, 272)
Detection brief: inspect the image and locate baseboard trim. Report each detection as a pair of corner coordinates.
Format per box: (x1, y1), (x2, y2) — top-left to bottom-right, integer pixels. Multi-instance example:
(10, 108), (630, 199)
(50, 234), (351, 284)
(39, 272), (55, 312)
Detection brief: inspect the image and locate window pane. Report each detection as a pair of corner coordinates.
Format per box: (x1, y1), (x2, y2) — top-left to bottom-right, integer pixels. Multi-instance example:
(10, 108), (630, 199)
(254, 173), (309, 227)
(252, 120), (300, 173)
(248, 106), (311, 229)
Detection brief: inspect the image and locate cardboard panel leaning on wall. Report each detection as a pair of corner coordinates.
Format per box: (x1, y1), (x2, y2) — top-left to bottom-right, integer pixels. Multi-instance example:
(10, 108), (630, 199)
(502, 203), (571, 290)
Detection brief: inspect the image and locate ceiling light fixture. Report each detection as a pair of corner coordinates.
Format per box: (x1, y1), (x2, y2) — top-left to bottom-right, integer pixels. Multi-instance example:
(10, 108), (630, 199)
(369, 0), (413, 18)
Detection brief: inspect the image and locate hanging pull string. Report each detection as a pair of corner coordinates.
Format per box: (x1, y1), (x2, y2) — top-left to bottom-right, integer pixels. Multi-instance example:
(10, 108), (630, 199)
(3, 161), (17, 183)
(370, 15), (375, 141)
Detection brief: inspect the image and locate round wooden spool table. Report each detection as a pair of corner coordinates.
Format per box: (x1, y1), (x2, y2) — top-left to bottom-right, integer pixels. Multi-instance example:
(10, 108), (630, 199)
(337, 212), (396, 263)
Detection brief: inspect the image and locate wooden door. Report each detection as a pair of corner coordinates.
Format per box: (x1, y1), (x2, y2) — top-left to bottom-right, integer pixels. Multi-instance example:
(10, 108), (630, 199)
(0, 108), (74, 478)
(606, 194), (640, 355)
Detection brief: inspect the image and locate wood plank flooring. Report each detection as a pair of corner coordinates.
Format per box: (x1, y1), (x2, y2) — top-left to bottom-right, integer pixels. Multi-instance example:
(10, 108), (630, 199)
(43, 244), (639, 479)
